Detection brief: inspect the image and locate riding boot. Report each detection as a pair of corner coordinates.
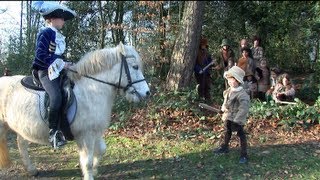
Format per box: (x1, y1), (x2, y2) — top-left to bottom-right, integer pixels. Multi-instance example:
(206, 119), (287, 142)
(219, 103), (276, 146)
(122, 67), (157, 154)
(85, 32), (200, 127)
(48, 109), (66, 149)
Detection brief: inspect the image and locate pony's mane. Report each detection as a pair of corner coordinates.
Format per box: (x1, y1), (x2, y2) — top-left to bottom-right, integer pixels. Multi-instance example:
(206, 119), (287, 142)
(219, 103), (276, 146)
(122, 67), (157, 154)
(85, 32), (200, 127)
(68, 44), (127, 80)
(68, 43), (143, 81)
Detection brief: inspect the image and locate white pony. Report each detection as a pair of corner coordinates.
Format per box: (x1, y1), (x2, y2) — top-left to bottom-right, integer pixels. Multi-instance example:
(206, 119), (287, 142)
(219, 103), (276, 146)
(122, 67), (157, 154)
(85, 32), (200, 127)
(0, 43), (150, 180)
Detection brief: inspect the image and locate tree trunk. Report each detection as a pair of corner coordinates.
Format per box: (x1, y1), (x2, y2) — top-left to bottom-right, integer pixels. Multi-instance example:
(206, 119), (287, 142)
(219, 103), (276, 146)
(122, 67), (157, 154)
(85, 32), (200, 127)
(19, 1), (23, 51)
(98, 1), (106, 48)
(316, 39), (319, 62)
(157, 2), (169, 79)
(112, 1), (124, 45)
(165, 1), (205, 91)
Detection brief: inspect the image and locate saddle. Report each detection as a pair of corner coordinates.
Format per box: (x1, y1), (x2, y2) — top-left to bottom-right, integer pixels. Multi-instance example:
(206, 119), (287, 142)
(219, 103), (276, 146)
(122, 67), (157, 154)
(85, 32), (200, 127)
(20, 69), (76, 141)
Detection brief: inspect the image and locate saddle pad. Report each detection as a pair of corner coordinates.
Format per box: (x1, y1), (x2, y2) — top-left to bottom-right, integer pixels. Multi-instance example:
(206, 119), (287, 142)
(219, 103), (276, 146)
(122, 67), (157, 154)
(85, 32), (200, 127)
(23, 87), (77, 125)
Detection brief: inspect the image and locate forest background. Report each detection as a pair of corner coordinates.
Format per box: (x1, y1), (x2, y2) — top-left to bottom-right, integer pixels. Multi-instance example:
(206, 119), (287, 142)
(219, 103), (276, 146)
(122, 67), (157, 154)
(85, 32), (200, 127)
(1, 1), (319, 92)
(1, 0), (320, 129)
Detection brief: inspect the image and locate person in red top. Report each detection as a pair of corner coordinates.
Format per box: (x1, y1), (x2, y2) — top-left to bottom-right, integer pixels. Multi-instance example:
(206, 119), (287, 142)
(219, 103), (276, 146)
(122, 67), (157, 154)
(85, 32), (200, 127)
(237, 47), (255, 78)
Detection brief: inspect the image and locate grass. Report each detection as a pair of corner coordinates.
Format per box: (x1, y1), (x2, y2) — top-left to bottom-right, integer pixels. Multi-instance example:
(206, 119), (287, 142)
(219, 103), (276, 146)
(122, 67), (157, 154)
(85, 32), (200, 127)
(99, 136), (320, 179)
(2, 131), (319, 179)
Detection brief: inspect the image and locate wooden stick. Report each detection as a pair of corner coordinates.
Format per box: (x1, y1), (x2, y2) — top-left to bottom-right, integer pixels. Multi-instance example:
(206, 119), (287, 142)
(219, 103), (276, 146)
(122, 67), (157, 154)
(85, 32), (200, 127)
(276, 100), (297, 105)
(199, 103), (222, 113)
(199, 61), (215, 74)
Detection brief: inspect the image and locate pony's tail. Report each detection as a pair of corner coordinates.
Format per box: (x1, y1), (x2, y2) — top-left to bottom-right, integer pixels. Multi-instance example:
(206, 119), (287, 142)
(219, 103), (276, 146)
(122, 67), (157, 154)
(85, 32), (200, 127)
(0, 137), (11, 168)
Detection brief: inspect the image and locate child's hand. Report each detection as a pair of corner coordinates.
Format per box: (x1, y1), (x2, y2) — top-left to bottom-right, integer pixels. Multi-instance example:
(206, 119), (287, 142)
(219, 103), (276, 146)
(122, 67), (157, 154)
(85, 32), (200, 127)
(64, 62), (73, 69)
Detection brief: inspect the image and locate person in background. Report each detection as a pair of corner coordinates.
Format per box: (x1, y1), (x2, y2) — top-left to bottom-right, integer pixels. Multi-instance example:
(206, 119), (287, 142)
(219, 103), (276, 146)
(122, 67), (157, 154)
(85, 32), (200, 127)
(256, 58), (270, 101)
(194, 35), (213, 102)
(265, 67), (281, 101)
(238, 38), (253, 60)
(272, 73), (296, 102)
(243, 72), (258, 99)
(251, 35), (264, 67)
(3, 67), (11, 76)
(213, 66), (250, 164)
(237, 47), (255, 78)
(31, 1), (76, 149)
(214, 38), (235, 89)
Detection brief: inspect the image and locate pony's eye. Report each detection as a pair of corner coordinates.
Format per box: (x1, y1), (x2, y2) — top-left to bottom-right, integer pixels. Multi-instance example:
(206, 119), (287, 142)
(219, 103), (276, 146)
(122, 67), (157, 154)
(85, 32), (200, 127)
(133, 65), (139, 70)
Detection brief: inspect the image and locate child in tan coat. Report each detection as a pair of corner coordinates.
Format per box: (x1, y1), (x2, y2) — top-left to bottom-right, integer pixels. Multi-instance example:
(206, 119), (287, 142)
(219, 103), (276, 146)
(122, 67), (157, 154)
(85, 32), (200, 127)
(213, 66), (251, 164)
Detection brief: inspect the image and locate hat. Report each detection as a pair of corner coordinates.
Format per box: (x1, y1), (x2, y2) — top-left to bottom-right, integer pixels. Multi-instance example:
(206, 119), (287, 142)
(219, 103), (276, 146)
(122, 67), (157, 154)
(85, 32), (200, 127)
(224, 66), (245, 84)
(32, 1), (76, 21)
(221, 39), (230, 47)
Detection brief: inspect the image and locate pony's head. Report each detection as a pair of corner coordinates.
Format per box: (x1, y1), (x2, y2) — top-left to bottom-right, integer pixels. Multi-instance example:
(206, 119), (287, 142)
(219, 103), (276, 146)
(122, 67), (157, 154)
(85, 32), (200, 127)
(116, 42), (150, 102)
(68, 42), (150, 102)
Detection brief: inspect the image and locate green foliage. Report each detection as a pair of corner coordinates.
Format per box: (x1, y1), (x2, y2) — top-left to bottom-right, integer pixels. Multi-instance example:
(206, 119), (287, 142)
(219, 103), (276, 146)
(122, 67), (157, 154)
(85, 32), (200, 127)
(312, 61), (320, 84)
(315, 95), (320, 108)
(109, 95), (149, 131)
(250, 98), (320, 129)
(249, 99), (279, 120)
(210, 74), (225, 104)
(5, 35), (34, 75)
(152, 86), (198, 110)
(294, 73), (319, 104)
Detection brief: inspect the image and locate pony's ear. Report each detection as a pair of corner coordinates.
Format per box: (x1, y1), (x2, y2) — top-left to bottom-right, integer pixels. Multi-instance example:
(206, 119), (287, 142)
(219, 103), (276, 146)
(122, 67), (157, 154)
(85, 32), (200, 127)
(118, 42), (126, 56)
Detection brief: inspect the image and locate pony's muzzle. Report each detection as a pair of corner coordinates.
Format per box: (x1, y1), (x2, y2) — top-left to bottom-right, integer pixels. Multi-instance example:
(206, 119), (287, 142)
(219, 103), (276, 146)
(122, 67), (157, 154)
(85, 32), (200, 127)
(129, 88), (150, 101)
(145, 91), (150, 97)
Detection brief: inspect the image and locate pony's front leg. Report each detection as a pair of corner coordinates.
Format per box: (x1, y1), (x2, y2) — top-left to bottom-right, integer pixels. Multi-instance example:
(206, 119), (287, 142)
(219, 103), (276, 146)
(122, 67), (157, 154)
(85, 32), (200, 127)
(77, 136), (95, 180)
(93, 137), (106, 176)
(17, 135), (38, 176)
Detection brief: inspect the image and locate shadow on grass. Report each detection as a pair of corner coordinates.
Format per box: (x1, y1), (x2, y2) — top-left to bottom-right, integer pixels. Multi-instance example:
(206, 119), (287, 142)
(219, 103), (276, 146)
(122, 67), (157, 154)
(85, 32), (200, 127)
(96, 141), (319, 179)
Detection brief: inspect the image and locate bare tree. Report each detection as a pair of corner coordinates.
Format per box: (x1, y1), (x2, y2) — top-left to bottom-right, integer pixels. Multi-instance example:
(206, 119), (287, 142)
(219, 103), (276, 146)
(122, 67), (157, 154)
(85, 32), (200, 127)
(25, 0), (41, 54)
(165, 1), (205, 91)
(19, 1), (23, 50)
(113, 1), (124, 44)
(98, 1), (106, 48)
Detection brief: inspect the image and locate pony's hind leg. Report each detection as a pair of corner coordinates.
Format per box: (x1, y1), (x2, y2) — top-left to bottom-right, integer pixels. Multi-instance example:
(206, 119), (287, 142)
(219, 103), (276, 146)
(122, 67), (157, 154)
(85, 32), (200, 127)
(17, 135), (38, 176)
(92, 137), (106, 176)
(0, 124), (11, 168)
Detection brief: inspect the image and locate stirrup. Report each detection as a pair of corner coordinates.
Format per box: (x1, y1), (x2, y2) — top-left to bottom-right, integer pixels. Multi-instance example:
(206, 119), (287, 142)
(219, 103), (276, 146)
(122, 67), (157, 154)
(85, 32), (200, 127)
(56, 130), (67, 147)
(49, 130), (66, 149)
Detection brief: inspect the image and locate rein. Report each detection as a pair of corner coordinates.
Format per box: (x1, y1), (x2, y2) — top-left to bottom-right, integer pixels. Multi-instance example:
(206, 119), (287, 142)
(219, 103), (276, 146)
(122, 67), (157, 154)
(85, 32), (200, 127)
(68, 55), (145, 91)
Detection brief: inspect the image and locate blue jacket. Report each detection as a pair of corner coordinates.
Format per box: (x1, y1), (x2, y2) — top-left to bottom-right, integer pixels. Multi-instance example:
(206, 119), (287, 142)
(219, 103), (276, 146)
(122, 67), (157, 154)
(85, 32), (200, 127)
(32, 27), (62, 70)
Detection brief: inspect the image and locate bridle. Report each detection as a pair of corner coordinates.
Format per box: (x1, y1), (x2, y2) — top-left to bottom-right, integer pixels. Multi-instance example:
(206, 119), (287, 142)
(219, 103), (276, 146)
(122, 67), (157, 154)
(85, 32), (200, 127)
(117, 55), (146, 91)
(68, 54), (146, 97)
